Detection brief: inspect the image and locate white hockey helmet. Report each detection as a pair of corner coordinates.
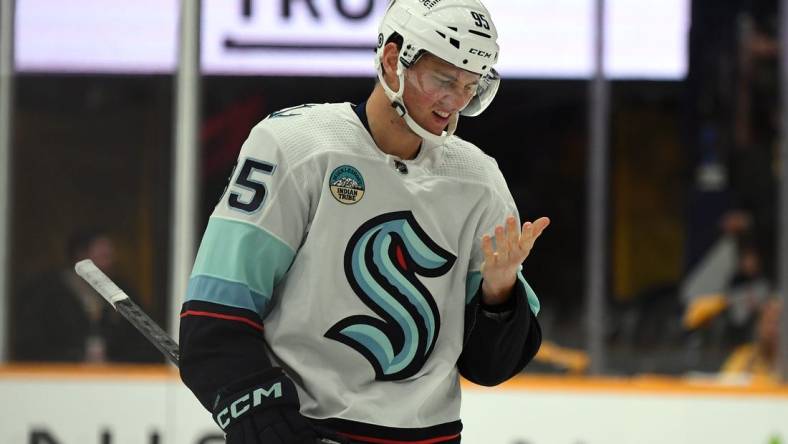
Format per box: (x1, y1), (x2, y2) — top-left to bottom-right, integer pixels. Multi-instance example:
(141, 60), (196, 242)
(375, 0), (501, 144)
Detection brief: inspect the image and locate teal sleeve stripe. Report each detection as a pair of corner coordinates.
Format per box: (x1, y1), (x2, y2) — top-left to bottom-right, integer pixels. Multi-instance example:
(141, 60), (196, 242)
(465, 269), (541, 315)
(190, 217), (296, 311)
(186, 275), (269, 314)
(465, 271), (483, 305)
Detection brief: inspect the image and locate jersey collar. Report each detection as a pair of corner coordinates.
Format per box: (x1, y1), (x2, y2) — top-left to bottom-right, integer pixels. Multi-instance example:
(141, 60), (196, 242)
(352, 101), (444, 171)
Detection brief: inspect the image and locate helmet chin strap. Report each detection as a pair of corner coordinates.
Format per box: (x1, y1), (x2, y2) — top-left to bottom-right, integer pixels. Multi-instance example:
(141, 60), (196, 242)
(375, 58), (457, 147)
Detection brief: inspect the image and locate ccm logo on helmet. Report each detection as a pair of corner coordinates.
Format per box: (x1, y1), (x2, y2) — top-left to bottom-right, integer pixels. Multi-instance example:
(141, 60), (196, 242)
(216, 382), (283, 430)
(421, 0), (444, 8)
(469, 48), (493, 59)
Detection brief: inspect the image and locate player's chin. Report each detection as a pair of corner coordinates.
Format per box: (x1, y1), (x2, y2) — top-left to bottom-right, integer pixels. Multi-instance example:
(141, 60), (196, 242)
(417, 112), (450, 135)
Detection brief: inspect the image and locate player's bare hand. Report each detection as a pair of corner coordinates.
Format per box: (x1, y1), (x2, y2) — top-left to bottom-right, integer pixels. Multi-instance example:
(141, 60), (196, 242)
(480, 216), (550, 304)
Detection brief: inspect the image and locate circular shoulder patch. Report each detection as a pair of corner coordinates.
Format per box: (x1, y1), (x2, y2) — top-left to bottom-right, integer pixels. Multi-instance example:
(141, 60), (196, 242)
(329, 165), (365, 205)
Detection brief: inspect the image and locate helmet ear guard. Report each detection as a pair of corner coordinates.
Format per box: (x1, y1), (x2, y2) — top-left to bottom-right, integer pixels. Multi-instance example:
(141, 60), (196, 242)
(374, 0), (501, 144)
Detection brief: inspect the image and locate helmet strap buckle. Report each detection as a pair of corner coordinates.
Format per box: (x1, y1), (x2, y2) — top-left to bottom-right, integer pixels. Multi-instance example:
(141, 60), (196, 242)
(391, 101), (407, 117)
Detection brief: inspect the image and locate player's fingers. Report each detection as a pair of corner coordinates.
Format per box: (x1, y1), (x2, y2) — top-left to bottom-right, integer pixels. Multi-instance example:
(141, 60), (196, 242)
(481, 234), (495, 261)
(520, 221), (533, 245)
(506, 216), (520, 251)
(532, 217), (551, 237)
(527, 218), (549, 248)
(519, 217), (550, 253)
(494, 225), (508, 260)
(522, 221), (534, 241)
(481, 235), (498, 270)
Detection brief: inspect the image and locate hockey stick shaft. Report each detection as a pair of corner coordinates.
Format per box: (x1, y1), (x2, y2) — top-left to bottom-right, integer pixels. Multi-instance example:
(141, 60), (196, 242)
(74, 260), (346, 444)
(74, 259), (180, 366)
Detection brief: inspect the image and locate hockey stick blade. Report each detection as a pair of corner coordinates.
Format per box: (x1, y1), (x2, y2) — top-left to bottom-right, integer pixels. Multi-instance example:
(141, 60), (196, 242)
(75, 259), (180, 366)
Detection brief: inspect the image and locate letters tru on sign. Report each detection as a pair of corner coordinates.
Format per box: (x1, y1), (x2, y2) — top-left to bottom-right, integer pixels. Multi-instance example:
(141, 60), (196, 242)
(240, 0), (378, 21)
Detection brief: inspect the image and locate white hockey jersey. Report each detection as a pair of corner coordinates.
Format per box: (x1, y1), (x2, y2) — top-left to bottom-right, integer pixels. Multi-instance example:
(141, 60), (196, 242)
(186, 102), (540, 438)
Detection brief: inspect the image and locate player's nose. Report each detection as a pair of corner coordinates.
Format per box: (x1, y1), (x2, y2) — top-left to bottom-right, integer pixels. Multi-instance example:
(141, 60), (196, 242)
(439, 94), (467, 114)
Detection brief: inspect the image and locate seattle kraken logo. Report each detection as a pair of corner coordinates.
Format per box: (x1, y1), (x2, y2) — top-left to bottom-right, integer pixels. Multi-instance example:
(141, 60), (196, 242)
(325, 211), (456, 380)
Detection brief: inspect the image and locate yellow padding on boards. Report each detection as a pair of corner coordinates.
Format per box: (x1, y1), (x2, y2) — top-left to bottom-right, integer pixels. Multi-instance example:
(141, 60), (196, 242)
(534, 341), (589, 374)
(683, 293), (728, 330)
(2, 365), (788, 396)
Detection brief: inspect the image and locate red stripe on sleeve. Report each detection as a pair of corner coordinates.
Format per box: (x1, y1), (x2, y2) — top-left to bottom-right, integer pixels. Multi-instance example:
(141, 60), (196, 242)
(180, 310), (264, 332)
(337, 433), (461, 444)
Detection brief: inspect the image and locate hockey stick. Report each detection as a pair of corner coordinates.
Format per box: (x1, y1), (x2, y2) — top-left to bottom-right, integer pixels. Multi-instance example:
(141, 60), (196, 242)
(74, 259), (180, 366)
(74, 259), (344, 444)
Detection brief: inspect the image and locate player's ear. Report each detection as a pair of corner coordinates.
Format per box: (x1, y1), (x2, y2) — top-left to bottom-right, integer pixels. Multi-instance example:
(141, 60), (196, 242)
(381, 42), (401, 91)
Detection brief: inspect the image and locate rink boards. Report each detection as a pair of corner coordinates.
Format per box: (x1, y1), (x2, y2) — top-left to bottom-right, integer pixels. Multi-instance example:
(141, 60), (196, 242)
(1, 366), (787, 444)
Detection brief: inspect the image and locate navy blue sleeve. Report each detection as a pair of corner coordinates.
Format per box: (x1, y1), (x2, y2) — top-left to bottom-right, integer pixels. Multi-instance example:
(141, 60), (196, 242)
(457, 280), (542, 386)
(179, 300), (275, 411)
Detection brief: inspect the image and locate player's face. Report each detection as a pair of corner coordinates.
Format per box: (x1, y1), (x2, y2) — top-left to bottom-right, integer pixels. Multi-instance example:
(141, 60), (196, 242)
(88, 236), (116, 272)
(403, 54), (480, 135)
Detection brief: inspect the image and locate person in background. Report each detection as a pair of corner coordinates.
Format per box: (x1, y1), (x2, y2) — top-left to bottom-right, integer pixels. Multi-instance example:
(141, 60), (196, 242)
(12, 227), (159, 363)
(720, 297), (783, 383)
(723, 233), (771, 345)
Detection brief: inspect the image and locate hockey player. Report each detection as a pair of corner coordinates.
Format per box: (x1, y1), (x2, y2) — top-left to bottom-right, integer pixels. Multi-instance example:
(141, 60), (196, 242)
(179, 0), (549, 443)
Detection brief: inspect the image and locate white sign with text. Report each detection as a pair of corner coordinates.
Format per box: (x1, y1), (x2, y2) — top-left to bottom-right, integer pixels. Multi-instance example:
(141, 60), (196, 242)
(16, 0), (688, 78)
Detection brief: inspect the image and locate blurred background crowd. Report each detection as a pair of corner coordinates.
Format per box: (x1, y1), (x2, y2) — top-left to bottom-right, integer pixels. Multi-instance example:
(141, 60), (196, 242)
(1, 0), (785, 383)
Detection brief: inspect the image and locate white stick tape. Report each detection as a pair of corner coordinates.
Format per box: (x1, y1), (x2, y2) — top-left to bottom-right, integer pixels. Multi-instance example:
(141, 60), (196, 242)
(74, 259), (130, 308)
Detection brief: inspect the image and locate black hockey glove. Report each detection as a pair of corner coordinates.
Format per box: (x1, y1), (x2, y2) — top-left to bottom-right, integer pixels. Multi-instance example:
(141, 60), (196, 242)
(213, 367), (320, 444)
